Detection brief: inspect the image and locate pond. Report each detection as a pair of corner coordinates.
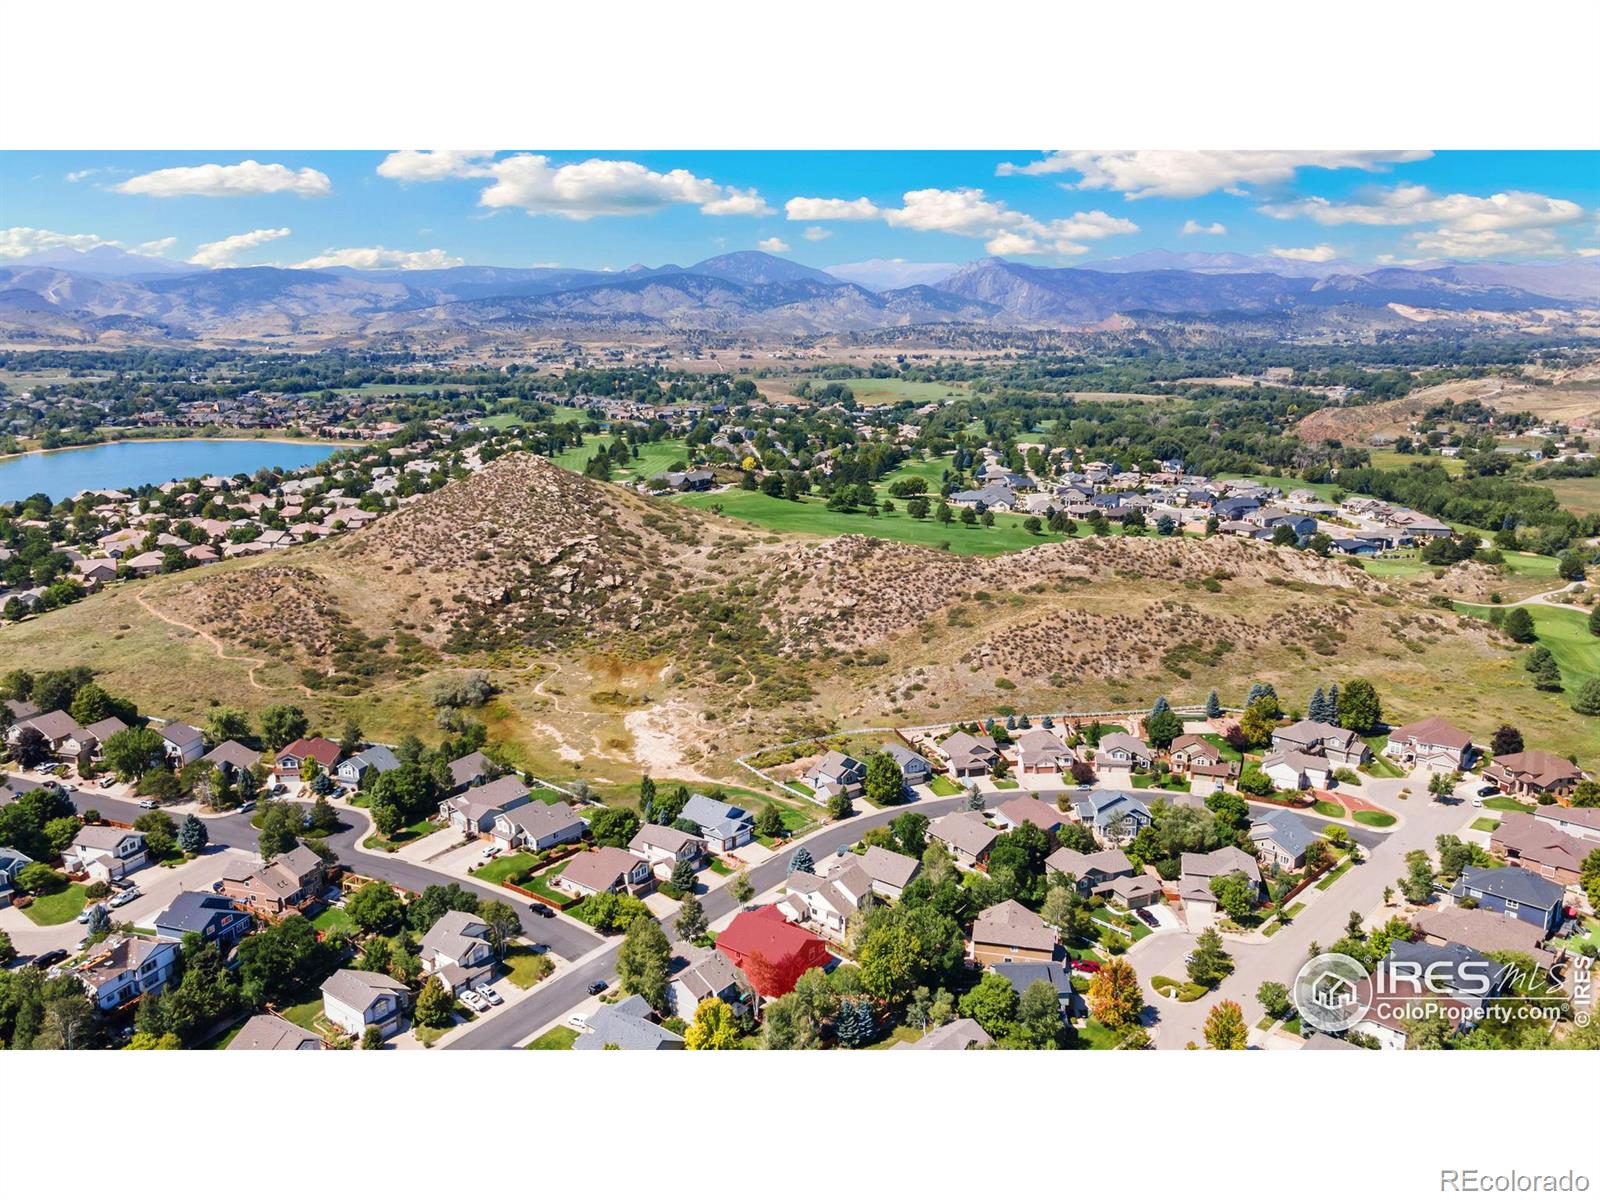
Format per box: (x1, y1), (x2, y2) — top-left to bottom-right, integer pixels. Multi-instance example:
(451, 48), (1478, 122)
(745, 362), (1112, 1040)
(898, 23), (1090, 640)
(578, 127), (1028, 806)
(0, 438), (339, 503)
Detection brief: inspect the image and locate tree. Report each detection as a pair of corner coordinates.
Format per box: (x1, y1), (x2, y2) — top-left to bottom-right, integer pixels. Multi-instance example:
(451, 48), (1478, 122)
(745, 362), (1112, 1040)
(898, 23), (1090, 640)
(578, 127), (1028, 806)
(177, 814), (208, 856)
(1203, 1000), (1248, 1049)
(1087, 956), (1145, 1030)
(1399, 850), (1435, 905)
(1187, 926), (1233, 988)
(755, 803), (786, 840)
(101, 726), (164, 781)
(346, 881), (405, 935)
(68, 683), (115, 727)
(204, 707), (251, 745)
(1526, 645), (1563, 692)
(1336, 677), (1382, 733)
(1237, 764), (1274, 796)
(1574, 678), (1600, 717)
(477, 900), (521, 956)
(361, 1024), (386, 1050)
(1580, 847), (1600, 911)
(1490, 725), (1524, 756)
(862, 751), (905, 808)
(1591, 603), (1600, 638)
(958, 971), (1018, 1035)
(236, 915), (332, 1007)
(414, 975), (454, 1028)
(1502, 607), (1536, 644)
(675, 894), (708, 942)
(683, 997), (741, 1049)
(1205, 690), (1222, 719)
(617, 915), (672, 1011)
(1209, 871), (1258, 919)
(668, 857), (697, 894)
(306, 795), (339, 835)
(835, 998), (877, 1047)
(1145, 697), (1183, 748)
(731, 871), (754, 906)
(890, 811), (929, 858)
(588, 806), (640, 849)
(259, 704), (309, 751)
(788, 846), (815, 875)
(1238, 697), (1279, 749)
(255, 800), (301, 859)
(1010, 978), (1065, 1048)
(1256, 980), (1291, 1020)
(11, 726), (49, 770)
(826, 791), (853, 821)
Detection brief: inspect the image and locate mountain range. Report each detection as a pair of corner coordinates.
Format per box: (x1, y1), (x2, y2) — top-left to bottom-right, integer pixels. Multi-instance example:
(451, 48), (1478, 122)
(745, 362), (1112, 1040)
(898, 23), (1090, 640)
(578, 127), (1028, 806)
(1, 247), (1595, 345)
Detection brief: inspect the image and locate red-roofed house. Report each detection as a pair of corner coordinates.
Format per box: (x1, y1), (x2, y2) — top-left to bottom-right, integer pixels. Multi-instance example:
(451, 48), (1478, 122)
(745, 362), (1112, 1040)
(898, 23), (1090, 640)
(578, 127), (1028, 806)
(716, 906), (833, 998)
(274, 737), (342, 779)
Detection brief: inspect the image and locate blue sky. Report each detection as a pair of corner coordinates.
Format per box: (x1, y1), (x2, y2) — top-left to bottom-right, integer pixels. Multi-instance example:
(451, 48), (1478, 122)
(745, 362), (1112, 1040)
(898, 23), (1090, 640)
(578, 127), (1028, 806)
(3, 150), (1596, 271)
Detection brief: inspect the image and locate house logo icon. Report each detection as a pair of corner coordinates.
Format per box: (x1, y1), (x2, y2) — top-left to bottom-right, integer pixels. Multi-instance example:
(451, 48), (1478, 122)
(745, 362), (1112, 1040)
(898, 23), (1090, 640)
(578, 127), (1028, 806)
(1293, 952), (1371, 1033)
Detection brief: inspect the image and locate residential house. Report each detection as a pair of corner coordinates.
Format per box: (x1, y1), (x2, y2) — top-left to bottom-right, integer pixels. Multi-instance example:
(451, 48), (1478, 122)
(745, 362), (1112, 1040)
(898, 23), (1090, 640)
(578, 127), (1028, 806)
(1383, 716), (1475, 771)
(446, 750), (493, 792)
(1450, 866), (1566, 935)
(1188, 761), (1239, 795)
(882, 743), (932, 787)
(939, 731), (1000, 778)
(1096, 732), (1153, 772)
(1250, 810), (1320, 871)
(64, 826), (148, 882)
(154, 891), (253, 949)
(678, 793), (754, 854)
(1484, 751), (1585, 801)
(780, 868), (859, 937)
(218, 843), (326, 915)
(8, 710), (97, 765)
(1261, 749), (1333, 791)
(1351, 940), (1507, 1051)
(202, 739), (260, 777)
(1169, 734), (1225, 771)
(893, 1017), (992, 1051)
(1413, 906), (1558, 972)
(1012, 728), (1074, 778)
(83, 716), (127, 757)
(574, 993), (685, 1049)
(855, 846), (921, 901)
(334, 744), (401, 788)
(442, 775), (531, 835)
(0, 846), (33, 908)
(273, 737), (341, 780)
(228, 1012), (323, 1050)
(971, 899), (1058, 966)
(1533, 805), (1600, 843)
(629, 823), (706, 877)
(159, 721), (205, 767)
(1270, 719), (1369, 767)
(993, 794), (1066, 835)
(1179, 846), (1262, 927)
(557, 846), (653, 898)
(991, 959), (1080, 1019)
(929, 810), (999, 867)
(419, 910), (497, 995)
(1070, 790), (1152, 844)
(74, 934), (180, 1010)
(801, 750), (865, 801)
(668, 947), (755, 1019)
(492, 800), (586, 852)
(717, 906), (833, 997)
(1489, 813), (1587, 886)
(1045, 845), (1133, 893)
(321, 969), (409, 1039)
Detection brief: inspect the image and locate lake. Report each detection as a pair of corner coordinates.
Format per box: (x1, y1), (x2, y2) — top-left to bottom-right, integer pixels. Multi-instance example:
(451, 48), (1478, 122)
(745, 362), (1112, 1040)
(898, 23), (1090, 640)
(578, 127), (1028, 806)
(0, 439), (339, 503)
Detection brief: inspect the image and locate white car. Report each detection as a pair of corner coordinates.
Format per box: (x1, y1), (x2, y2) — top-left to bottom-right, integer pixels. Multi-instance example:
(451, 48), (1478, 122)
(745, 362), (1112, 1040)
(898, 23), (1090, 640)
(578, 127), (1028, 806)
(459, 989), (490, 1013)
(109, 888), (140, 908)
(566, 1012), (591, 1031)
(476, 984), (503, 1006)
(137, 799), (158, 810)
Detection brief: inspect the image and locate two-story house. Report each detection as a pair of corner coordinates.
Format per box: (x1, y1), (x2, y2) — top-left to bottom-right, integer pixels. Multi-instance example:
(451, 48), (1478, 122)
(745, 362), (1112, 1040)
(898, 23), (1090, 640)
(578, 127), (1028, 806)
(64, 826), (148, 882)
(321, 969), (409, 1039)
(74, 934), (181, 1011)
(419, 910), (497, 995)
(490, 799), (587, 852)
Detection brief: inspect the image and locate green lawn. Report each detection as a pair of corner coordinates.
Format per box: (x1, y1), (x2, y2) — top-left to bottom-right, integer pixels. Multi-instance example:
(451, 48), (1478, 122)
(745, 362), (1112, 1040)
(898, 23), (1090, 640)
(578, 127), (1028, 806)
(862, 1023), (924, 1049)
(1352, 810), (1396, 828)
(1541, 475), (1600, 518)
(21, 883), (89, 926)
(1551, 916), (1600, 954)
(526, 1026), (578, 1050)
(472, 852), (540, 886)
(1314, 858), (1357, 891)
(1360, 737), (1404, 778)
(1456, 601), (1600, 707)
(502, 945), (554, 989)
(551, 437), (690, 484)
(1150, 975), (1208, 1002)
(927, 775), (965, 796)
(1482, 795), (1536, 814)
(672, 489), (1065, 556)
(310, 906), (354, 935)
(1470, 817), (1501, 833)
(362, 816), (440, 852)
(822, 377), (969, 405)
(278, 990), (327, 1033)
(1075, 1019), (1123, 1050)
(1312, 799), (1345, 819)
(1201, 734), (1244, 764)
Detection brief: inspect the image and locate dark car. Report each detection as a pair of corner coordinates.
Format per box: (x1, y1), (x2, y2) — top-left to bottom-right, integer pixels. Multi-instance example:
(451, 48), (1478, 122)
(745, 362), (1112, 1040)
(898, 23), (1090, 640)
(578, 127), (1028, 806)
(1134, 907), (1159, 928)
(33, 949), (69, 970)
(586, 979), (608, 996)
(531, 904), (555, 919)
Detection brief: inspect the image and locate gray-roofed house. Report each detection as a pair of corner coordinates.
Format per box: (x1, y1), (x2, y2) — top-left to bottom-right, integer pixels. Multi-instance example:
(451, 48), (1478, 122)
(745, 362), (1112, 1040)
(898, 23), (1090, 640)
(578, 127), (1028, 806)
(1450, 866), (1566, 935)
(893, 1016), (992, 1051)
(628, 823), (706, 876)
(1070, 790), (1152, 844)
(334, 744), (401, 787)
(0, 846), (33, 907)
(447, 750), (492, 791)
(558, 846), (653, 898)
(1045, 845), (1133, 893)
(492, 800), (587, 851)
(780, 870), (859, 936)
(419, 910), (496, 995)
(668, 947), (754, 1019)
(971, 899), (1057, 966)
(930, 810), (999, 867)
(1261, 749), (1333, 791)
(228, 1012), (323, 1051)
(883, 743), (932, 786)
(218, 843), (326, 915)
(856, 846), (921, 900)
(441, 775), (531, 835)
(202, 739), (260, 776)
(1179, 846), (1262, 926)
(938, 731), (1000, 778)
(160, 721), (205, 767)
(1270, 719), (1369, 767)
(801, 750), (865, 801)
(1250, 810), (1320, 870)
(678, 793), (754, 853)
(64, 826), (148, 882)
(154, 891), (253, 948)
(574, 993), (684, 1050)
(321, 969), (409, 1039)
(991, 959), (1081, 1019)
(1013, 728), (1074, 778)
(1096, 732), (1153, 771)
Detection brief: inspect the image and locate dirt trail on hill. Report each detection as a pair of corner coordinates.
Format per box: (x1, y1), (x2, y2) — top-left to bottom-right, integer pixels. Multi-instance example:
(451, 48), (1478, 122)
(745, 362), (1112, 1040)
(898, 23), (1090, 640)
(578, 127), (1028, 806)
(133, 593), (299, 694)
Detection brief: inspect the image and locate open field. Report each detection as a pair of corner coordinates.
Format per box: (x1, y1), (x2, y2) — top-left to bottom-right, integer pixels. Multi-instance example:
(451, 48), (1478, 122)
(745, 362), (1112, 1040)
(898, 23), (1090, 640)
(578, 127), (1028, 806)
(1368, 450), (1466, 476)
(550, 437), (689, 484)
(1541, 475), (1600, 518)
(813, 377), (968, 405)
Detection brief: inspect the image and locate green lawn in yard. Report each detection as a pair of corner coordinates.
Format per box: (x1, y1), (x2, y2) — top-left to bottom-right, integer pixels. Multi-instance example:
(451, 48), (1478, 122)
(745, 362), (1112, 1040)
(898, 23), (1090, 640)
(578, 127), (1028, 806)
(310, 906), (354, 935)
(1352, 810), (1396, 828)
(516, 866), (572, 906)
(1312, 799), (1345, 819)
(278, 991), (327, 1033)
(1470, 817), (1501, 833)
(928, 775), (965, 797)
(1075, 1020), (1123, 1050)
(1314, 858), (1357, 891)
(1551, 916), (1600, 954)
(672, 489), (1064, 556)
(1090, 905), (1150, 941)
(1359, 738), (1404, 778)
(526, 1026), (578, 1050)
(1482, 795), (1536, 813)
(1201, 734), (1244, 764)
(362, 816), (440, 852)
(21, 883), (88, 926)
(502, 945), (554, 989)
(471, 852), (539, 886)
(1285, 902), (1306, 919)
(706, 859), (734, 876)
(863, 1023), (924, 1049)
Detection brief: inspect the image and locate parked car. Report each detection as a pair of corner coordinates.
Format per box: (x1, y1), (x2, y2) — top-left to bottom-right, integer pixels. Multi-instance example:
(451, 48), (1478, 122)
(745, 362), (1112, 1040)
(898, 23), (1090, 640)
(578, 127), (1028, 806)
(531, 904), (555, 919)
(566, 1012), (591, 1031)
(1476, 784), (1498, 797)
(1071, 959), (1101, 974)
(1134, 907), (1159, 928)
(137, 798), (158, 810)
(98, 777), (117, 789)
(480, 846), (502, 860)
(32, 949), (68, 970)
(586, 979), (607, 996)
(238, 799), (256, 813)
(477, 984), (503, 1005)
(1472, 796), (1484, 808)
(109, 888), (140, 908)
(460, 989), (489, 1013)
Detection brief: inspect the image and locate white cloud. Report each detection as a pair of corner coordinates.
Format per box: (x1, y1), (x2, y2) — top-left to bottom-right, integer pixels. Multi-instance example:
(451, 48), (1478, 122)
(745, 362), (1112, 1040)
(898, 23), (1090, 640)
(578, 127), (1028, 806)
(113, 159), (332, 198)
(883, 187), (1137, 256)
(1182, 220), (1228, 236)
(189, 227), (291, 268)
(1270, 244), (1339, 262)
(1576, 247), (1600, 257)
(785, 196), (882, 221)
(996, 151), (1433, 198)
(475, 154), (769, 219)
(376, 150), (496, 182)
(1408, 227), (1567, 258)
(756, 237), (791, 254)
(0, 226), (112, 257)
(292, 246), (464, 270)
(133, 237), (179, 256)
(64, 168), (100, 183)
(802, 226), (831, 241)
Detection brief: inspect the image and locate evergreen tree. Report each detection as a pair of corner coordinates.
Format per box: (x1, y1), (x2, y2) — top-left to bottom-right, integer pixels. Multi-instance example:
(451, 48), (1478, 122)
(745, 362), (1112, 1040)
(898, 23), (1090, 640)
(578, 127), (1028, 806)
(788, 847), (815, 875)
(1205, 690), (1222, 719)
(1309, 687), (1327, 723)
(835, 999), (875, 1047)
(177, 814), (208, 856)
